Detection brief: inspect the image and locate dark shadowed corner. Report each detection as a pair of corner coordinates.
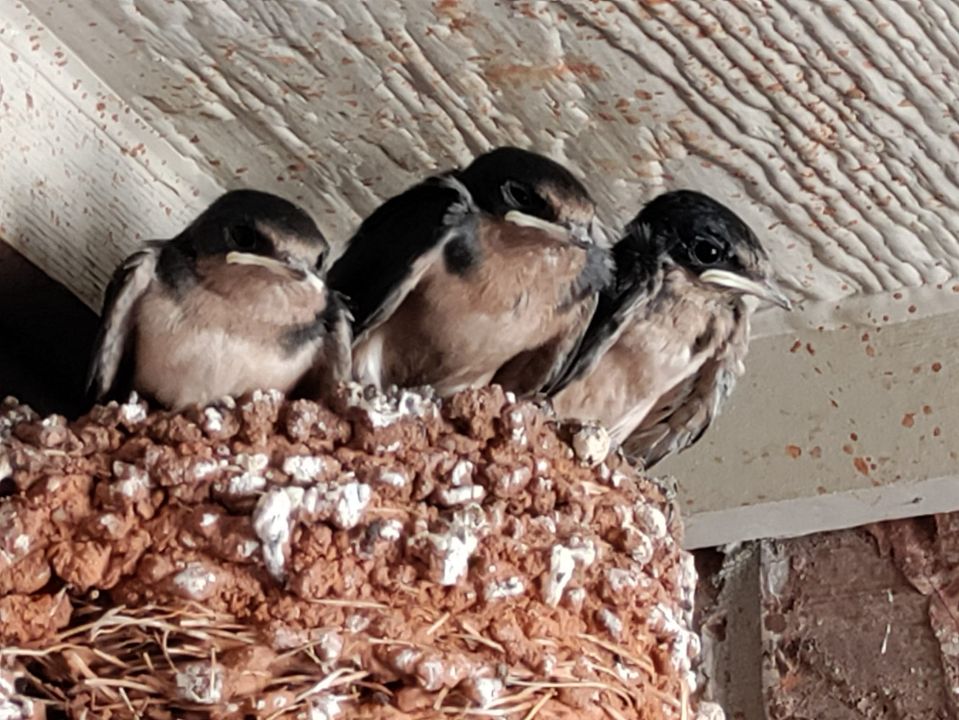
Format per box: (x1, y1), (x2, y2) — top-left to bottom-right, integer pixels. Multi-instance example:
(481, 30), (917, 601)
(0, 240), (99, 418)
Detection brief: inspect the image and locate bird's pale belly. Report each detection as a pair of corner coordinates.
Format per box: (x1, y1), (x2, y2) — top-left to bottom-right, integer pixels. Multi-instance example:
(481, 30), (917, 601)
(551, 345), (657, 445)
(134, 318), (315, 409)
(368, 283), (563, 395)
(552, 322), (709, 445)
(360, 305), (527, 395)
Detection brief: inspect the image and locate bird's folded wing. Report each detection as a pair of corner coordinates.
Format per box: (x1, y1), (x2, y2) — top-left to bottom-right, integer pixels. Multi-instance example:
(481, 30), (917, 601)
(327, 174), (476, 343)
(318, 292), (354, 393)
(622, 304), (749, 468)
(86, 244), (161, 401)
(544, 256), (661, 396)
(491, 292), (598, 398)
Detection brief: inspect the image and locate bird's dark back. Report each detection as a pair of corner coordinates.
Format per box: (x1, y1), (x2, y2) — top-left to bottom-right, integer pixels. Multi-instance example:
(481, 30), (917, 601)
(327, 179), (464, 333)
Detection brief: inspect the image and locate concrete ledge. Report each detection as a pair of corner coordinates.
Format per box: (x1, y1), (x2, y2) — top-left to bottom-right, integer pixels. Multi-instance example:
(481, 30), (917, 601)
(666, 311), (958, 549)
(685, 472), (959, 549)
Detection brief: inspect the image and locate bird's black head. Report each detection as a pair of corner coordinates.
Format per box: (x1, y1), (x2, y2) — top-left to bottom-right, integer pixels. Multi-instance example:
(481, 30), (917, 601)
(457, 146), (598, 245)
(181, 189), (329, 270)
(626, 190), (791, 308)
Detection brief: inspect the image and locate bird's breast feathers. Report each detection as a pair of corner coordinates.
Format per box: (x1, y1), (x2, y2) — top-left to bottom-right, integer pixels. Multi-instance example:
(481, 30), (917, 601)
(462, 216), (591, 309)
(553, 271), (744, 444)
(134, 265), (329, 408)
(351, 214), (597, 393)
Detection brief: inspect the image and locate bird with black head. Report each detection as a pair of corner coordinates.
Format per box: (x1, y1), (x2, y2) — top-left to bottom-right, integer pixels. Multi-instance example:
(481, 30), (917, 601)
(87, 189), (351, 409)
(328, 146), (612, 397)
(547, 190), (791, 468)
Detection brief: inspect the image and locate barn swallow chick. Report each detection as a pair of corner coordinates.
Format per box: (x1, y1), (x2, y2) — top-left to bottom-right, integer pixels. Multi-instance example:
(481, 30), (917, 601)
(87, 190), (351, 409)
(547, 190), (791, 468)
(328, 146), (612, 397)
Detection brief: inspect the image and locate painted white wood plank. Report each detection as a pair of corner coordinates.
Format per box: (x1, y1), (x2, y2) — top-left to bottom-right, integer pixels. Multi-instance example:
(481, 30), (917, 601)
(14, 0), (959, 324)
(668, 310), (959, 548)
(0, 2), (222, 310)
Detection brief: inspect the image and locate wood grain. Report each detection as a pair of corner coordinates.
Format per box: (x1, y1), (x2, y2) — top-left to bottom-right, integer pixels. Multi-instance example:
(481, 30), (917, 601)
(9, 0), (959, 317)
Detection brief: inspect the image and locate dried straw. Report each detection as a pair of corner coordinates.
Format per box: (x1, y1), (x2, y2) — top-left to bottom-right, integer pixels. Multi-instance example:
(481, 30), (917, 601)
(3, 598), (685, 719)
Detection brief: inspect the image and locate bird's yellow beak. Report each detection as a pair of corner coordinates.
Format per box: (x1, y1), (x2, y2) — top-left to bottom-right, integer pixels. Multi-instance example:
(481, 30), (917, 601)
(504, 211), (597, 249)
(699, 269), (793, 310)
(225, 252), (326, 291)
(225, 251), (290, 271)
(504, 210), (568, 240)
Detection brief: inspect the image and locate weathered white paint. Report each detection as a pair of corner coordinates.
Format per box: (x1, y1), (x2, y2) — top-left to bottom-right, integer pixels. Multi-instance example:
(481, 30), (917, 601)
(6, 0), (959, 317)
(685, 471), (959, 549)
(2, 0), (958, 543)
(0, 2), (222, 308)
(668, 311), (958, 548)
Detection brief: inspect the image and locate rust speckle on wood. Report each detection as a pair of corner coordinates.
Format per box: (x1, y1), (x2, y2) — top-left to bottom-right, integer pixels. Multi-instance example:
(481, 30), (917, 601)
(486, 60), (604, 85)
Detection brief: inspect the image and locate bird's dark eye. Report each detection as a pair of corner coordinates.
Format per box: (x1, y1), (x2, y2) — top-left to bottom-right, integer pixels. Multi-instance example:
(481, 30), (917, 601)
(225, 224), (260, 251)
(691, 236), (725, 266)
(502, 180), (548, 216)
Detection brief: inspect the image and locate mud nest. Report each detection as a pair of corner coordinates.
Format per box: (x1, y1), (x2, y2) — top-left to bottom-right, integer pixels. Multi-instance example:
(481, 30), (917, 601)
(0, 385), (706, 719)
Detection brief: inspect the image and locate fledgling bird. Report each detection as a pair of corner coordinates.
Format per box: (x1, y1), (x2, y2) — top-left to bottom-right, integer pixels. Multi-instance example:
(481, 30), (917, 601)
(87, 190), (351, 410)
(327, 146), (612, 397)
(547, 190), (791, 469)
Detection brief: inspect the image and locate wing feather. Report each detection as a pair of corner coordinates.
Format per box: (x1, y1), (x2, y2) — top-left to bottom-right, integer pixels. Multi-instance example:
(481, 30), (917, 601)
(544, 244), (661, 396)
(86, 246), (159, 401)
(623, 301), (749, 468)
(327, 175), (476, 343)
(292, 291), (354, 400)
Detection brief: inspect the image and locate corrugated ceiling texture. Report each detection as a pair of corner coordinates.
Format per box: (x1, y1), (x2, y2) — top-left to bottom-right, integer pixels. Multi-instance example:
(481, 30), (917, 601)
(4, 0), (959, 318)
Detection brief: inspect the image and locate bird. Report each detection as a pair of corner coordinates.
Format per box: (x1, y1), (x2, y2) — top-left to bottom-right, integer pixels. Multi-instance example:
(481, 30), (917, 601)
(547, 190), (791, 469)
(327, 146), (612, 398)
(87, 189), (351, 410)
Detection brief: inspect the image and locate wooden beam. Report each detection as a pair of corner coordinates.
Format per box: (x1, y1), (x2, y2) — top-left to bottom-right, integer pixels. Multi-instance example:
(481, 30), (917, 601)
(0, 2), (222, 310)
(695, 544), (765, 718)
(667, 310), (959, 548)
(14, 0), (959, 317)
